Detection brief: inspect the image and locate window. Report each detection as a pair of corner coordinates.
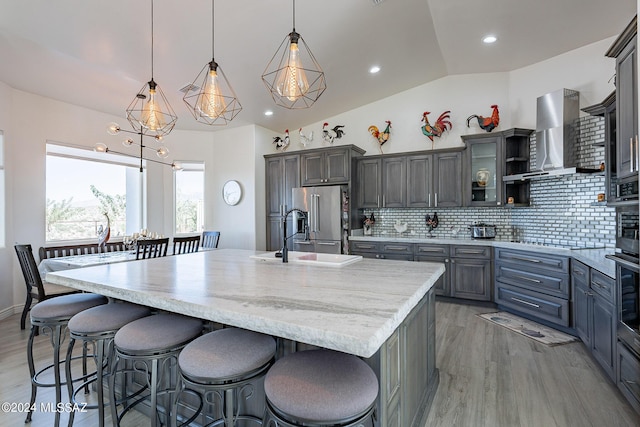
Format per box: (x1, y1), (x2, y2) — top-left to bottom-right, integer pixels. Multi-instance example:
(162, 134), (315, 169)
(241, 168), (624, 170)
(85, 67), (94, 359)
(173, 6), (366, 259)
(45, 143), (143, 242)
(174, 162), (204, 234)
(0, 131), (4, 247)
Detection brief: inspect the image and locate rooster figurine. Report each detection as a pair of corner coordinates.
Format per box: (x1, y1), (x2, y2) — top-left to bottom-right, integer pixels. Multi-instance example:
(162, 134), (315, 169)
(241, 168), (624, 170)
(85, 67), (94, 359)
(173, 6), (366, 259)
(273, 129), (290, 151)
(97, 213), (111, 253)
(298, 128), (313, 147)
(322, 122), (346, 144)
(421, 111), (452, 149)
(368, 120), (392, 153)
(467, 104), (500, 132)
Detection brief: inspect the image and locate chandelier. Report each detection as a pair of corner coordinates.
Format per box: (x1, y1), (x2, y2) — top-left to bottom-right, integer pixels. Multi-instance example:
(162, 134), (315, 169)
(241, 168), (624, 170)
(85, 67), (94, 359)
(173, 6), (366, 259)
(94, 122), (182, 172)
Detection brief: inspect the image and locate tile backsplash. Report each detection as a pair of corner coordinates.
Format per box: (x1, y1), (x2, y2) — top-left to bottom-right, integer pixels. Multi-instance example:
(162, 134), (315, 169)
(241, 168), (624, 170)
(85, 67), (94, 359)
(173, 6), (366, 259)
(360, 115), (615, 249)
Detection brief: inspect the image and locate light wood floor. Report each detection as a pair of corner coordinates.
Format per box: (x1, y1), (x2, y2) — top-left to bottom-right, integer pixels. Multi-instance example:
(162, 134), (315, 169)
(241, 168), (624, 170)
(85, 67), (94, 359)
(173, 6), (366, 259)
(0, 302), (638, 426)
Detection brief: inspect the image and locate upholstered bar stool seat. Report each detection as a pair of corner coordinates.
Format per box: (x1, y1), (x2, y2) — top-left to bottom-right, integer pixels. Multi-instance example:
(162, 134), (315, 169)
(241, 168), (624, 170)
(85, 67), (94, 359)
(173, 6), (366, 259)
(26, 293), (108, 426)
(110, 313), (203, 427)
(263, 349), (379, 427)
(172, 328), (276, 427)
(65, 302), (152, 427)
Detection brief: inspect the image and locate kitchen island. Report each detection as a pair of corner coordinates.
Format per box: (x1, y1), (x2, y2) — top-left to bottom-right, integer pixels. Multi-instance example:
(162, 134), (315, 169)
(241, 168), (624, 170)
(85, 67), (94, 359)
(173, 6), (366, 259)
(46, 249), (445, 427)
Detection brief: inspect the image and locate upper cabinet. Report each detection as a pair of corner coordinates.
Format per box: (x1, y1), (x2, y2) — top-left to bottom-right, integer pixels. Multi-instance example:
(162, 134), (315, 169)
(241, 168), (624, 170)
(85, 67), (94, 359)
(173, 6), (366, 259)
(463, 128), (533, 207)
(462, 134), (501, 207)
(606, 16), (638, 183)
(301, 145), (365, 186)
(356, 149), (462, 209)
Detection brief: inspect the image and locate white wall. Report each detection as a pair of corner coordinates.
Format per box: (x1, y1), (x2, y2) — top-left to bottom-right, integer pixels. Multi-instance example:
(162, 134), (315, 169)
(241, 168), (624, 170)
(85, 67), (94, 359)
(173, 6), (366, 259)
(0, 80), (13, 318)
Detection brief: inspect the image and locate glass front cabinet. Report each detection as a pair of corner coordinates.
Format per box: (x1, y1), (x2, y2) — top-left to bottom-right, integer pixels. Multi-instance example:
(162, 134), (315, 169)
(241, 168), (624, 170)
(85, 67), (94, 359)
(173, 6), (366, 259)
(462, 133), (502, 206)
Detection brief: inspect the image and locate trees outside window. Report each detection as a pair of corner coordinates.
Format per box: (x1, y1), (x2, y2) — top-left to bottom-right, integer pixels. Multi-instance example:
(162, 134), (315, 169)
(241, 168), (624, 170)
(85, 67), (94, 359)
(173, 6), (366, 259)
(175, 163), (204, 234)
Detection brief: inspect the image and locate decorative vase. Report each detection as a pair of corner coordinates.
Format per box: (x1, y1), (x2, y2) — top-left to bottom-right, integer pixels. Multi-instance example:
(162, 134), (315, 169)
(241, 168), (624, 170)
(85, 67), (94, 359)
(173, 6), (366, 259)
(476, 168), (490, 187)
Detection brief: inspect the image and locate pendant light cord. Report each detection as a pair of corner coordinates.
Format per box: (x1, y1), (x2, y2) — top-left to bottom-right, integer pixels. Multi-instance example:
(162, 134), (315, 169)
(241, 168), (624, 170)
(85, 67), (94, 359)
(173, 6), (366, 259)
(211, 0), (215, 59)
(292, 0), (295, 31)
(150, 0), (154, 79)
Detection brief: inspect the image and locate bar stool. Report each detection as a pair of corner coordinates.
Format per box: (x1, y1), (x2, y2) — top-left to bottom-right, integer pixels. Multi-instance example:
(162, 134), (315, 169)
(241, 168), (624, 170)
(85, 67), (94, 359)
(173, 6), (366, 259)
(109, 313), (203, 427)
(64, 301), (152, 427)
(263, 349), (379, 427)
(171, 328), (276, 427)
(26, 293), (108, 426)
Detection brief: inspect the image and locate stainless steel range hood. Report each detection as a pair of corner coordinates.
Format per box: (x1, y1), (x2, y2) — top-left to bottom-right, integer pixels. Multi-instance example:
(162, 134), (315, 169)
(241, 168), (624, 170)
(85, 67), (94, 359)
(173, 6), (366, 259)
(504, 88), (591, 182)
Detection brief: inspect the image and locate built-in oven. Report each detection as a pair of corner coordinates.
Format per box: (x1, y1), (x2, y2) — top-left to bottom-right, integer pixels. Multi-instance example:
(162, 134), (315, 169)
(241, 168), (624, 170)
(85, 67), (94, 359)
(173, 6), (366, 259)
(606, 252), (640, 356)
(614, 176), (639, 204)
(615, 205), (639, 256)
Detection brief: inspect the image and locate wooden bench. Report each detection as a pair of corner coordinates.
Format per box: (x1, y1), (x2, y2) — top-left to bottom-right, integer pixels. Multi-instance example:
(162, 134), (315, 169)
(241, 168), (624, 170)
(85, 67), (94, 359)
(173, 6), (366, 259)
(38, 241), (126, 262)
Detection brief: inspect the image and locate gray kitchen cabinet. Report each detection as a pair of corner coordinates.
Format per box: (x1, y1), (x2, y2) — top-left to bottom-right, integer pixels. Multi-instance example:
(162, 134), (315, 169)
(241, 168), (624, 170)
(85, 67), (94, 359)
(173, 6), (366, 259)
(356, 149), (462, 209)
(433, 152), (462, 207)
(406, 154), (432, 207)
(450, 245), (492, 301)
(617, 341), (640, 414)
(415, 244), (450, 296)
(357, 157), (382, 208)
(572, 261), (617, 381)
(606, 16), (637, 181)
(494, 248), (571, 327)
(382, 156), (407, 207)
(462, 133), (502, 206)
(301, 146), (364, 186)
(350, 241), (414, 261)
(265, 153), (300, 251)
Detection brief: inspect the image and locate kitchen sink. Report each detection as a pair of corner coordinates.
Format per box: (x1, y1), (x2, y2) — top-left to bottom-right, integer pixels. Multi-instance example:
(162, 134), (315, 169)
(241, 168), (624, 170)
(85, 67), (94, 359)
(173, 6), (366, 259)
(250, 251), (363, 267)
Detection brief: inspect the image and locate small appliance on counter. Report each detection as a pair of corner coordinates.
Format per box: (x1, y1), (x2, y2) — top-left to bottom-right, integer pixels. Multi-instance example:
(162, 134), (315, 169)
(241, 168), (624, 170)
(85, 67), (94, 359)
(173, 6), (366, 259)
(469, 222), (497, 239)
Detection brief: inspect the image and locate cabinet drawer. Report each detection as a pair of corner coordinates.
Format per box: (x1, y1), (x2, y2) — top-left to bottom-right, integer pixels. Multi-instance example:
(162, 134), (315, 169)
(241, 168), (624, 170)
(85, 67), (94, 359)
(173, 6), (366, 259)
(415, 244), (449, 257)
(451, 245), (491, 259)
(495, 283), (570, 327)
(617, 342), (640, 413)
(495, 248), (569, 274)
(590, 269), (615, 304)
(350, 241), (379, 253)
(381, 243), (414, 254)
(571, 260), (590, 280)
(496, 265), (569, 298)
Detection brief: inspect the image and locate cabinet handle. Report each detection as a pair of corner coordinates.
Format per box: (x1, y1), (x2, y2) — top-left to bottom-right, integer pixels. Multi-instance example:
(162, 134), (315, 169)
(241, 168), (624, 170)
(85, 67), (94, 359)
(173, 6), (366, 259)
(358, 244), (375, 249)
(631, 137), (635, 173)
(377, 195), (380, 208)
(386, 246), (408, 251)
(296, 241), (313, 245)
(515, 275), (542, 284)
(428, 193), (431, 207)
(636, 135), (639, 171)
(457, 249), (485, 255)
(592, 281), (608, 290)
(383, 194), (386, 207)
(623, 379), (638, 385)
(435, 193), (438, 207)
(511, 297), (540, 308)
(444, 259), (449, 263)
(317, 242), (337, 246)
(510, 255), (541, 264)
(572, 268), (585, 276)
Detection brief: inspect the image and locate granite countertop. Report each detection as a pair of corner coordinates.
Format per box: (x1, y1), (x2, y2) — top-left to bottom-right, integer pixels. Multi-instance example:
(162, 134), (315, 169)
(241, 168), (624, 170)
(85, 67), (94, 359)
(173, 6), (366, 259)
(46, 249), (445, 358)
(349, 235), (616, 278)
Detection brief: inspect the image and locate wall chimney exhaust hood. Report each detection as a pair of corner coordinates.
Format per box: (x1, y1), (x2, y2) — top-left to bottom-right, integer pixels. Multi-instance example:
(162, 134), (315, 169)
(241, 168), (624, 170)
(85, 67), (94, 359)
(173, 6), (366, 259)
(503, 88), (596, 182)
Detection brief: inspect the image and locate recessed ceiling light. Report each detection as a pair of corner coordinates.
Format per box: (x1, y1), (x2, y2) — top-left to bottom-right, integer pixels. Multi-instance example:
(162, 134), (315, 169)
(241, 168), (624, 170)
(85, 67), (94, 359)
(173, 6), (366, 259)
(369, 65), (381, 74)
(264, 110), (273, 116)
(483, 35), (497, 44)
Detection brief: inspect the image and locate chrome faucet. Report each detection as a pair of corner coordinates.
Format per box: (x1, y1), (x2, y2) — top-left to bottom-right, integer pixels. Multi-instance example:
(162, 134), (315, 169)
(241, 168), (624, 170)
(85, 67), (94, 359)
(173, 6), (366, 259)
(282, 208), (309, 263)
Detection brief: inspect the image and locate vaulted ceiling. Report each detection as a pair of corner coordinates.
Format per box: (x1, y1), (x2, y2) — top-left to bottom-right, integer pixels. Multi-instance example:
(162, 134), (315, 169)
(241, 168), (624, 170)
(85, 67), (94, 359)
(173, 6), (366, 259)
(0, 0), (635, 133)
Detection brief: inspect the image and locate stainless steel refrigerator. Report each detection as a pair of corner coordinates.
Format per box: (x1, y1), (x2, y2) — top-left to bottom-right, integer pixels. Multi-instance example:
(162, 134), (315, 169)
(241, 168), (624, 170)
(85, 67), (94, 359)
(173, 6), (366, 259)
(291, 186), (346, 254)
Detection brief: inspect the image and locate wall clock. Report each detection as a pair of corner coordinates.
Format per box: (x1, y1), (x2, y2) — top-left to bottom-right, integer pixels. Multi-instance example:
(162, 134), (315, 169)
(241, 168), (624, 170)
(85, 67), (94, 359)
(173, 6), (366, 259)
(222, 180), (242, 206)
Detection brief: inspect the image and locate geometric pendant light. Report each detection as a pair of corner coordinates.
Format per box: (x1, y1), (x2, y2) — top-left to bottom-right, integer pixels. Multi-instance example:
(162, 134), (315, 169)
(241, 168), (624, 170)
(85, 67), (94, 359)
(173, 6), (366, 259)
(125, 0), (178, 137)
(261, 0), (326, 109)
(183, 0), (242, 125)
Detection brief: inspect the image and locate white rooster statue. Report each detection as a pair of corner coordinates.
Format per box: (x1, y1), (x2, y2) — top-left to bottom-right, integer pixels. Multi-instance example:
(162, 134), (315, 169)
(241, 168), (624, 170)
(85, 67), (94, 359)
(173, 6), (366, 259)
(299, 128), (313, 147)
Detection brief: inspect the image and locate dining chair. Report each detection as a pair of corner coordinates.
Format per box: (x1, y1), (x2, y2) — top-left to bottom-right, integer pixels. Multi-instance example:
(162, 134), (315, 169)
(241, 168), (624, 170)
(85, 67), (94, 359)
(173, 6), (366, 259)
(201, 231), (220, 249)
(172, 235), (200, 255)
(14, 244), (79, 330)
(135, 237), (169, 260)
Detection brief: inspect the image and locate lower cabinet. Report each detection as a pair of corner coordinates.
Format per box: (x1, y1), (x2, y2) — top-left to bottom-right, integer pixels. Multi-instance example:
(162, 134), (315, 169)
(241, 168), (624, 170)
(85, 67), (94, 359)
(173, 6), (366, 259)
(415, 244), (450, 296)
(350, 241), (414, 261)
(617, 341), (640, 414)
(572, 260), (617, 381)
(495, 248), (570, 327)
